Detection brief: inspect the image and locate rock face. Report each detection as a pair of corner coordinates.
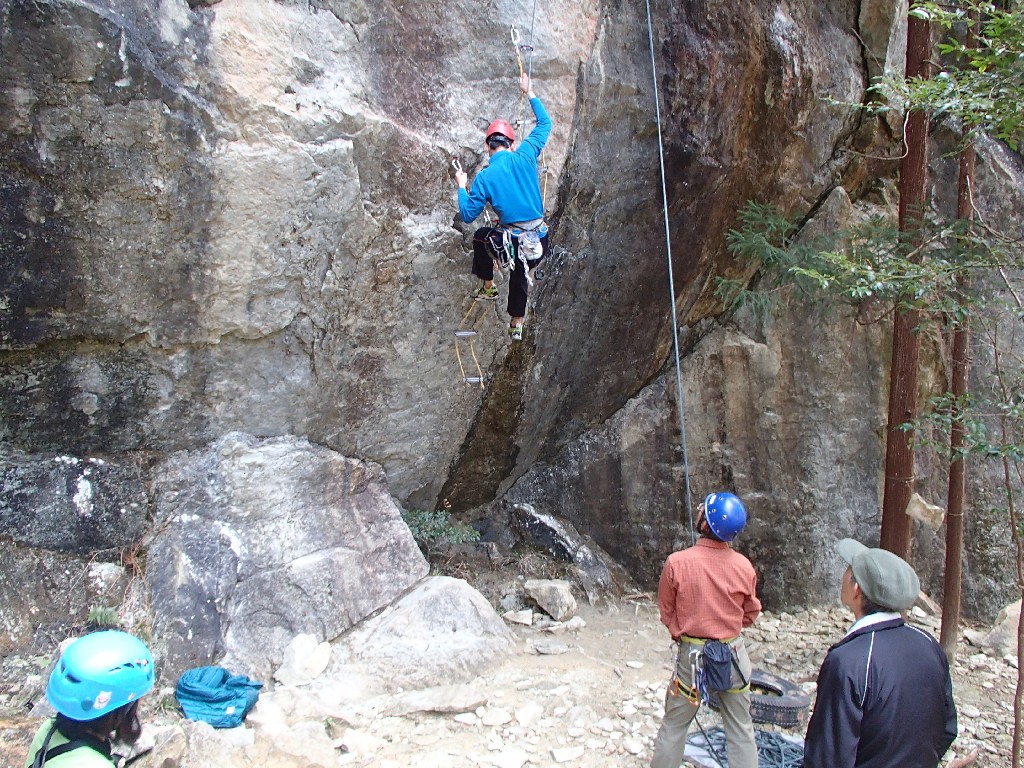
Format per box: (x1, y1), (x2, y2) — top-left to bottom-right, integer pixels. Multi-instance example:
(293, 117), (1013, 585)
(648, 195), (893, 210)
(1, 448), (147, 554)
(0, 0), (1022, 629)
(147, 433), (429, 677)
(0, 541), (132, 654)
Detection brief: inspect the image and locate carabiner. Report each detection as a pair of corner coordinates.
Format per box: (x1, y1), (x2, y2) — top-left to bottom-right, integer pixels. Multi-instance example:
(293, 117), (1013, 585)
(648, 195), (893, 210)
(510, 25), (521, 47)
(451, 158), (462, 173)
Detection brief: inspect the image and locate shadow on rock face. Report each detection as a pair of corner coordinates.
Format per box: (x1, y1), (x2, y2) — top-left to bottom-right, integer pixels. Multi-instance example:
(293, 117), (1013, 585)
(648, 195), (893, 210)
(440, 338), (534, 514)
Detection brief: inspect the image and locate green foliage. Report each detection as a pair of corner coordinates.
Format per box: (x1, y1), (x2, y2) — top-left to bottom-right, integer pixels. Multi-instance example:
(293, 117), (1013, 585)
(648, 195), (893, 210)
(916, 389), (1024, 463)
(86, 605), (121, 629)
(870, 1), (1024, 149)
(401, 508), (480, 553)
(723, 201), (1012, 322)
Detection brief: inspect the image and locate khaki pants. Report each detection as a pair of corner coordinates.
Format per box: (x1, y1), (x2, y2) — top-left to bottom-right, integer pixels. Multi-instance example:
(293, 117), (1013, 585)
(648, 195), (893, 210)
(650, 637), (757, 768)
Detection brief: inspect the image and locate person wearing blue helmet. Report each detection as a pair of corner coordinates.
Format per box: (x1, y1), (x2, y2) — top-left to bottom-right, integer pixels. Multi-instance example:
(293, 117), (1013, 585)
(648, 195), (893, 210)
(25, 630), (155, 767)
(651, 492), (761, 768)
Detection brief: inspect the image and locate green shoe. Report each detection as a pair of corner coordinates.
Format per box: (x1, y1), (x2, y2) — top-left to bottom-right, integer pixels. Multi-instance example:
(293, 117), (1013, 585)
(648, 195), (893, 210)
(509, 324), (524, 341)
(473, 285), (498, 301)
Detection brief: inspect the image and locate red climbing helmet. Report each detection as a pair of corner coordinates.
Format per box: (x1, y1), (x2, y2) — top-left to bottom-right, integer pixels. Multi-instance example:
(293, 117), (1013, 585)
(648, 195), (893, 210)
(485, 119), (515, 143)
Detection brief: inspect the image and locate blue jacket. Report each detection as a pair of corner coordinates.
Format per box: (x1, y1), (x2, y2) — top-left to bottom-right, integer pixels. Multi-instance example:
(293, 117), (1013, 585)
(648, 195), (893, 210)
(458, 97), (551, 226)
(804, 616), (957, 768)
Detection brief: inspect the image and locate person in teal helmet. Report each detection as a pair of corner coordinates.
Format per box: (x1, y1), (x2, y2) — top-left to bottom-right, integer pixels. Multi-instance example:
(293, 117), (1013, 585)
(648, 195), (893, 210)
(25, 631), (155, 767)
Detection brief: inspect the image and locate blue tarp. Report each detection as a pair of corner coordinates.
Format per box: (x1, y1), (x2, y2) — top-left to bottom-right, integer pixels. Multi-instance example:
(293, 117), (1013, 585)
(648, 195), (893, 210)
(175, 666), (263, 728)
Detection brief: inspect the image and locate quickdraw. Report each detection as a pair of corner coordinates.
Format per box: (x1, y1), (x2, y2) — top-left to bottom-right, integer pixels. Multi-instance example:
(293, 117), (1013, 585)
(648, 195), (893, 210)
(509, 23), (549, 215)
(690, 647), (709, 705)
(509, 25), (534, 78)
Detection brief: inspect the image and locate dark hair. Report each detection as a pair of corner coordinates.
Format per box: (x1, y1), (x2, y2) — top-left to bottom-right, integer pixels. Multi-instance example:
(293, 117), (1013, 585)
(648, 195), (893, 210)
(859, 596), (888, 615)
(56, 700), (142, 745)
(850, 578), (888, 616)
(696, 508), (725, 542)
(487, 135), (511, 150)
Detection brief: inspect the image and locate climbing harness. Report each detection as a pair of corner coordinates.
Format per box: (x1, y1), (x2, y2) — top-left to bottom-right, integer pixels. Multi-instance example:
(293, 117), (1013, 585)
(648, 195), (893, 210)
(667, 639), (765, 768)
(644, 0), (696, 545)
(503, 219), (548, 287)
(672, 637), (749, 706)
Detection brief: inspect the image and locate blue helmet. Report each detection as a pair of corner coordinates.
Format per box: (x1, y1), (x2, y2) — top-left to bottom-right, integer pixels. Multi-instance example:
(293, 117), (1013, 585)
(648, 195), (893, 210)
(703, 492), (747, 542)
(46, 631), (154, 721)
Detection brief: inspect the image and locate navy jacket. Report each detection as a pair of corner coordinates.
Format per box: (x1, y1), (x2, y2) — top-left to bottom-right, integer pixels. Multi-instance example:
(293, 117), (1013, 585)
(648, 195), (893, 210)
(804, 616), (957, 768)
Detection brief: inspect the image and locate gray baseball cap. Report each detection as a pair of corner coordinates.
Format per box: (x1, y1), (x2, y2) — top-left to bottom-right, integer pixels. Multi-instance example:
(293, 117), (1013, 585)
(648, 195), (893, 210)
(837, 539), (921, 611)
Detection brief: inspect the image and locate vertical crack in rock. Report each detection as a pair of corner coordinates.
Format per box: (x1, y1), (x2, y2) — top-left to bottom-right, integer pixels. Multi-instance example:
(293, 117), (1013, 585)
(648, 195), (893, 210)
(439, 342), (534, 514)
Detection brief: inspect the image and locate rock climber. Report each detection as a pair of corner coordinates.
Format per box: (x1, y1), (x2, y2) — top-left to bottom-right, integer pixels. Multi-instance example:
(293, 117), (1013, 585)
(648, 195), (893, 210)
(803, 539), (958, 768)
(455, 72), (551, 342)
(651, 492), (761, 768)
(25, 630), (155, 767)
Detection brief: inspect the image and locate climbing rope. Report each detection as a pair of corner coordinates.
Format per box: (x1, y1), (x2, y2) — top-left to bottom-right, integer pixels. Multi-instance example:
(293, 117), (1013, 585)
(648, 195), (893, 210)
(687, 727), (806, 768)
(643, 0), (696, 546)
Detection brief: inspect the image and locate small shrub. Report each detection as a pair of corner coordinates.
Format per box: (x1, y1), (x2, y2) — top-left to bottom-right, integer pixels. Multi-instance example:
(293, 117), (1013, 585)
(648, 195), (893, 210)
(86, 605), (121, 630)
(401, 508), (480, 553)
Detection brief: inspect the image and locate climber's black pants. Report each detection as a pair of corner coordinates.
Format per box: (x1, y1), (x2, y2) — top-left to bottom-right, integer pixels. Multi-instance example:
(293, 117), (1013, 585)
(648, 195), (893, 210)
(472, 226), (550, 320)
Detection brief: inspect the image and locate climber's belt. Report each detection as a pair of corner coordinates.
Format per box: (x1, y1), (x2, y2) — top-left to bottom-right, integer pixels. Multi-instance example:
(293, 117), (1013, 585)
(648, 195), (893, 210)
(675, 634), (738, 645)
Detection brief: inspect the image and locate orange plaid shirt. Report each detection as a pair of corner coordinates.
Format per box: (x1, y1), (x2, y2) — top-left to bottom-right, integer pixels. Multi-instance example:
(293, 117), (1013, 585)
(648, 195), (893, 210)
(658, 537), (761, 641)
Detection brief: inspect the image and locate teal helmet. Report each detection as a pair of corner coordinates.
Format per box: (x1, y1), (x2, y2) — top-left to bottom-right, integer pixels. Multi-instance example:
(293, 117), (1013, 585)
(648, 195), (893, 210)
(703, 492), (747, 542)
(46, 631), (154, 721)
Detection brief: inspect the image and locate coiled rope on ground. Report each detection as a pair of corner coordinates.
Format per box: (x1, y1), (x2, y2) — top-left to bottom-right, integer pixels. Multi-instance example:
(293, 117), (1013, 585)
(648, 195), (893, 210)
(687, 726), (805, 768)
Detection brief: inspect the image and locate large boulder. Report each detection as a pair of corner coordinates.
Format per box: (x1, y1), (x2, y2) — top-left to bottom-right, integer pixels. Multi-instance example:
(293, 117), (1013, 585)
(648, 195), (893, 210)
(147, 432), (429, 677)
(328, 576), (515, 690)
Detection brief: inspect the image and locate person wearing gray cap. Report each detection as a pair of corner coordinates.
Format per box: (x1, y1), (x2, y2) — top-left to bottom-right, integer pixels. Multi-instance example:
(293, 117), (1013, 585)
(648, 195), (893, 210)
(803, 539), (958, 768)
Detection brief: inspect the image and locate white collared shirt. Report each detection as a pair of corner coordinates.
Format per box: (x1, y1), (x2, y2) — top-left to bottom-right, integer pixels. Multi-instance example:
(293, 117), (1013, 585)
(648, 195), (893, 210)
(845, 611), (901, 637)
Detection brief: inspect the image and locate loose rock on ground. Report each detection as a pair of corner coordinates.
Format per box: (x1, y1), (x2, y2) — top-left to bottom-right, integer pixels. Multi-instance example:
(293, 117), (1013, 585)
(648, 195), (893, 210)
(0, 594), (1013, 767)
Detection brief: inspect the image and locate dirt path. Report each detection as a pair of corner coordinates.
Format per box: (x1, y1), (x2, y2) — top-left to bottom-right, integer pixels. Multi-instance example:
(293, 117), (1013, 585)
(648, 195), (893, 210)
(0, 597), (1013, 767)
(324, 598), (1011, 767)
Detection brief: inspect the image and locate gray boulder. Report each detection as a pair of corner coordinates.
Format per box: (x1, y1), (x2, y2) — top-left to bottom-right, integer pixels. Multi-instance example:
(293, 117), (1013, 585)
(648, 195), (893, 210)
(524, 578), (577, 622)
(510, 502), (619, 602)
(329, 576), (515, 689)
(147, 432), (428, 677)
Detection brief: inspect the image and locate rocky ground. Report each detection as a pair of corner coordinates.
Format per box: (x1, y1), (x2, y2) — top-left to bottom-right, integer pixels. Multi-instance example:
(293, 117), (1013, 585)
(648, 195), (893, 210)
(0, 584), (1015, 768)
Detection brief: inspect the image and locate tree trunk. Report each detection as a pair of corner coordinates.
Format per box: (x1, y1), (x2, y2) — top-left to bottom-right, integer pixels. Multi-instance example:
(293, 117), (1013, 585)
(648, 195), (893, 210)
(940, 297), (969, 662)
(879, 13), (932, 557)
(939, 9), (978, 663)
